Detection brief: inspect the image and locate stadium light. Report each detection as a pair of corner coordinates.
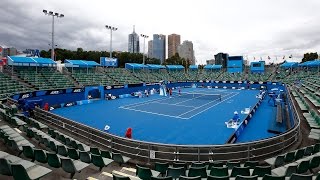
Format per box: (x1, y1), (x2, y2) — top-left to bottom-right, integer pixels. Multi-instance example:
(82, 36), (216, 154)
(105, 25), (117, 58)
(43, 9), (64, 61)
(140, 34), (149, 64)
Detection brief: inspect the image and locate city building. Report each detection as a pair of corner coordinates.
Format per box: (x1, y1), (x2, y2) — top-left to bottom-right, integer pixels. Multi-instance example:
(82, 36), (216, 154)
(168, 34), (181, 58)
(0, 46), (3, 58)
(206, 59), (215, 64)
(214, 52), (229, 68)
(152, 34), (166, 64)
(178, 40), (195, 65)
(2, 47), (17, 57)
(128, 26), (140, 53)
(148, 40), (153, 58)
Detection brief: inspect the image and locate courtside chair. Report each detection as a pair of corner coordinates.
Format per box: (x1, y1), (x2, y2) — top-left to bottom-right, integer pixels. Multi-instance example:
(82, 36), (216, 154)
(166, 167), (185, 179)
(113, 173), (131, 180)
(155, 162), (169, 176)
(289, 173), (313, 180)
(151, 176), (173, 180)
(187, 166), (207, 178)
(91, 154), (113, 171)
(262, 174), (285, 180)
(112, 152), (131, 166)
(210, 166), (228, 177)
(179, 175), (201, 180)
(252, 166), (271, 177)
(207, 175), (229, 180)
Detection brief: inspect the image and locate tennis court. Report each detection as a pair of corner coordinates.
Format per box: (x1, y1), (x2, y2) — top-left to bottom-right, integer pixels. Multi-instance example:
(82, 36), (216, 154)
(52, 87), (276, 145)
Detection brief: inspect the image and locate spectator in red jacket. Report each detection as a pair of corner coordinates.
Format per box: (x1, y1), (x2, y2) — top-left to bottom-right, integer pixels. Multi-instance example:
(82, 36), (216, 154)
(125, 127), (132, 139)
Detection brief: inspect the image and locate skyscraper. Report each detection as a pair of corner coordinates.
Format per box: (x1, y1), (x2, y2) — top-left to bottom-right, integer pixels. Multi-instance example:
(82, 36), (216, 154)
(178, 40), (195, 65)
(128, 25), (140, 53)
(148, 40), (153, 58)
(168, 34), (181, 58)
(152, 34), (166, 64)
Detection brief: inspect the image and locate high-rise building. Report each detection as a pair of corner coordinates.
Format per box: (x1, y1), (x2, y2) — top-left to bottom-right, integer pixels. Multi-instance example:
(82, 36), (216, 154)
(148, 40), (153, 58)
(168, 34), (181, 58)
(178, 40), (195, 65)
(206, 59), (215, 64)
(214, 52), (229, 68)
(152, 34), (166, 64)
(128, 25), (140, 53)
(2, 47), (17, 57)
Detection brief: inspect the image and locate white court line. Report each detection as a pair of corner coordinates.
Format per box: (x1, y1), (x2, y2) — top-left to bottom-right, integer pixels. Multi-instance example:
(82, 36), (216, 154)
(119, 106), (189, 120)
(176, 93), (232, 117)
(119, 96), (169, 109)
(180, 92), (240, 119)
(154, 101), (197, 108)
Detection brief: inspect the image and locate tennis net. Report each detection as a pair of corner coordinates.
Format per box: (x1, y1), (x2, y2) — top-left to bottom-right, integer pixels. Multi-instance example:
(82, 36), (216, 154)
(172, 91), (222, 101)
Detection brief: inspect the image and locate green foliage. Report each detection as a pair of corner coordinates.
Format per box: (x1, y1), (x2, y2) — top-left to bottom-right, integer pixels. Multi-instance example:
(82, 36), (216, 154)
(164, 53), (189, 68)
(40, 48), (160, 67)
(302, 52), (318, 62)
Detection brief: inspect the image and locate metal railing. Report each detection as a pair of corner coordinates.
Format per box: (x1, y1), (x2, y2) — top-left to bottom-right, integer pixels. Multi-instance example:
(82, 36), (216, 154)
(32, 85), (301, 163)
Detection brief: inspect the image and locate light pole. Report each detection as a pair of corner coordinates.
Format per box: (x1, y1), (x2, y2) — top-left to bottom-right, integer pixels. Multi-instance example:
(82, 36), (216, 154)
(140, 34), (149, 64)
(105, 25), (117, 58)
(43, 10), (64, 61)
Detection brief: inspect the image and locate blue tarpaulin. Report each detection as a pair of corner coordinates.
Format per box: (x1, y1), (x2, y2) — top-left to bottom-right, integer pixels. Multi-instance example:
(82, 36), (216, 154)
(146, 64), (165, 69)
(204, 64), (222, 69)
(189, 65), (198, 69)
(8, 56), (56, 65)
(125, 63), (148, 69)
(280, 62), (298, 68)
(65, 60), (100, 67)
(299, 60), (320, 67)
(166, 65), (184, 70)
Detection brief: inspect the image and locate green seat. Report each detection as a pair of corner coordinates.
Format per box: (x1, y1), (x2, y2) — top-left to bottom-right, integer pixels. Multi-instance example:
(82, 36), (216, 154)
(11, 164), (52, 180)
(284, 152), (295, 163)
(22, 145), (35, 162)
(0, 158), (12, 176)
(70, 140), (78, 149)
(112, 152), (131, 166)
(227, 161), (241, 169)
(101, 150), (112, 159)
(57, 145), (68, 157)
(34, 149), (47, 163)
(210, 166), (228, 177)
(67, 148), (79, 160)
(90, 147), (101, 155)
(179, 175), (201, 180)
(155, 162), (169, 176)
(230, 167), (250, 177)
(151, 176), (173, 180)
(296, 160), (309, 174)
(252, 166), (271, 177)
(60, 157), (89, 178)
(49, 141), (58, 152)
(91, 154), (113, 171)
(113, 173), (131, 180)
(207, 175), (229, 180)
(304, 146), (313, 156)
(190, 162), (206, 168)
(262, 174), (285, 180)
(188, 166), (207, 178)
(265, 155), (285, 168)
(235, 175), (258, 180)
(79, 151), (92, 163)
(243, 161), (258, 169)
(313, 143), (320, 154)
(47, 152), (61, 168)
(289, 173), (312, 180)
(294, 149), (305, 160)
(308, 155), (320, 172)
(172, 162), (188, 170)
(166, 167), (185, 179)
(136, 164), (160, 180)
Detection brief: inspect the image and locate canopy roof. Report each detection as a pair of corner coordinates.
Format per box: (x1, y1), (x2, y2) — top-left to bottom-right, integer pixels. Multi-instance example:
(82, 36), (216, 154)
(8, 56), (56, 65)
(299, 60), (320, 67)
(280, 62), (298, 68)
(125, 63), (148, 69)
(166, 65), (184, 70)
(146, 64), (165, 69)
(204, 64), (222, 69)
(65, 60), (100, 67)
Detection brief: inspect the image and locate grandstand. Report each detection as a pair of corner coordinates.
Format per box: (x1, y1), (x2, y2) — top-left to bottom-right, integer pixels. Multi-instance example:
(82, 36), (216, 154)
(0, 59), (320, 180)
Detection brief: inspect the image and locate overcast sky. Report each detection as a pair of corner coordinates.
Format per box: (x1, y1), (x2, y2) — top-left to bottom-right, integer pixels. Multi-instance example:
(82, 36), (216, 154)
(1, 0), (320, 64)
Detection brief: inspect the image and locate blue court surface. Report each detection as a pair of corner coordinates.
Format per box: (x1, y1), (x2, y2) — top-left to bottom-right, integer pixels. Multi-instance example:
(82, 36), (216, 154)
(52, 88), (276, 145)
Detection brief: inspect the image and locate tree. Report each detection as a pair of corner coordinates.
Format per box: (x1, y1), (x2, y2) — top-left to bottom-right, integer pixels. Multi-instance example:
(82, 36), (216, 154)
(302, 52), (318, 62)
